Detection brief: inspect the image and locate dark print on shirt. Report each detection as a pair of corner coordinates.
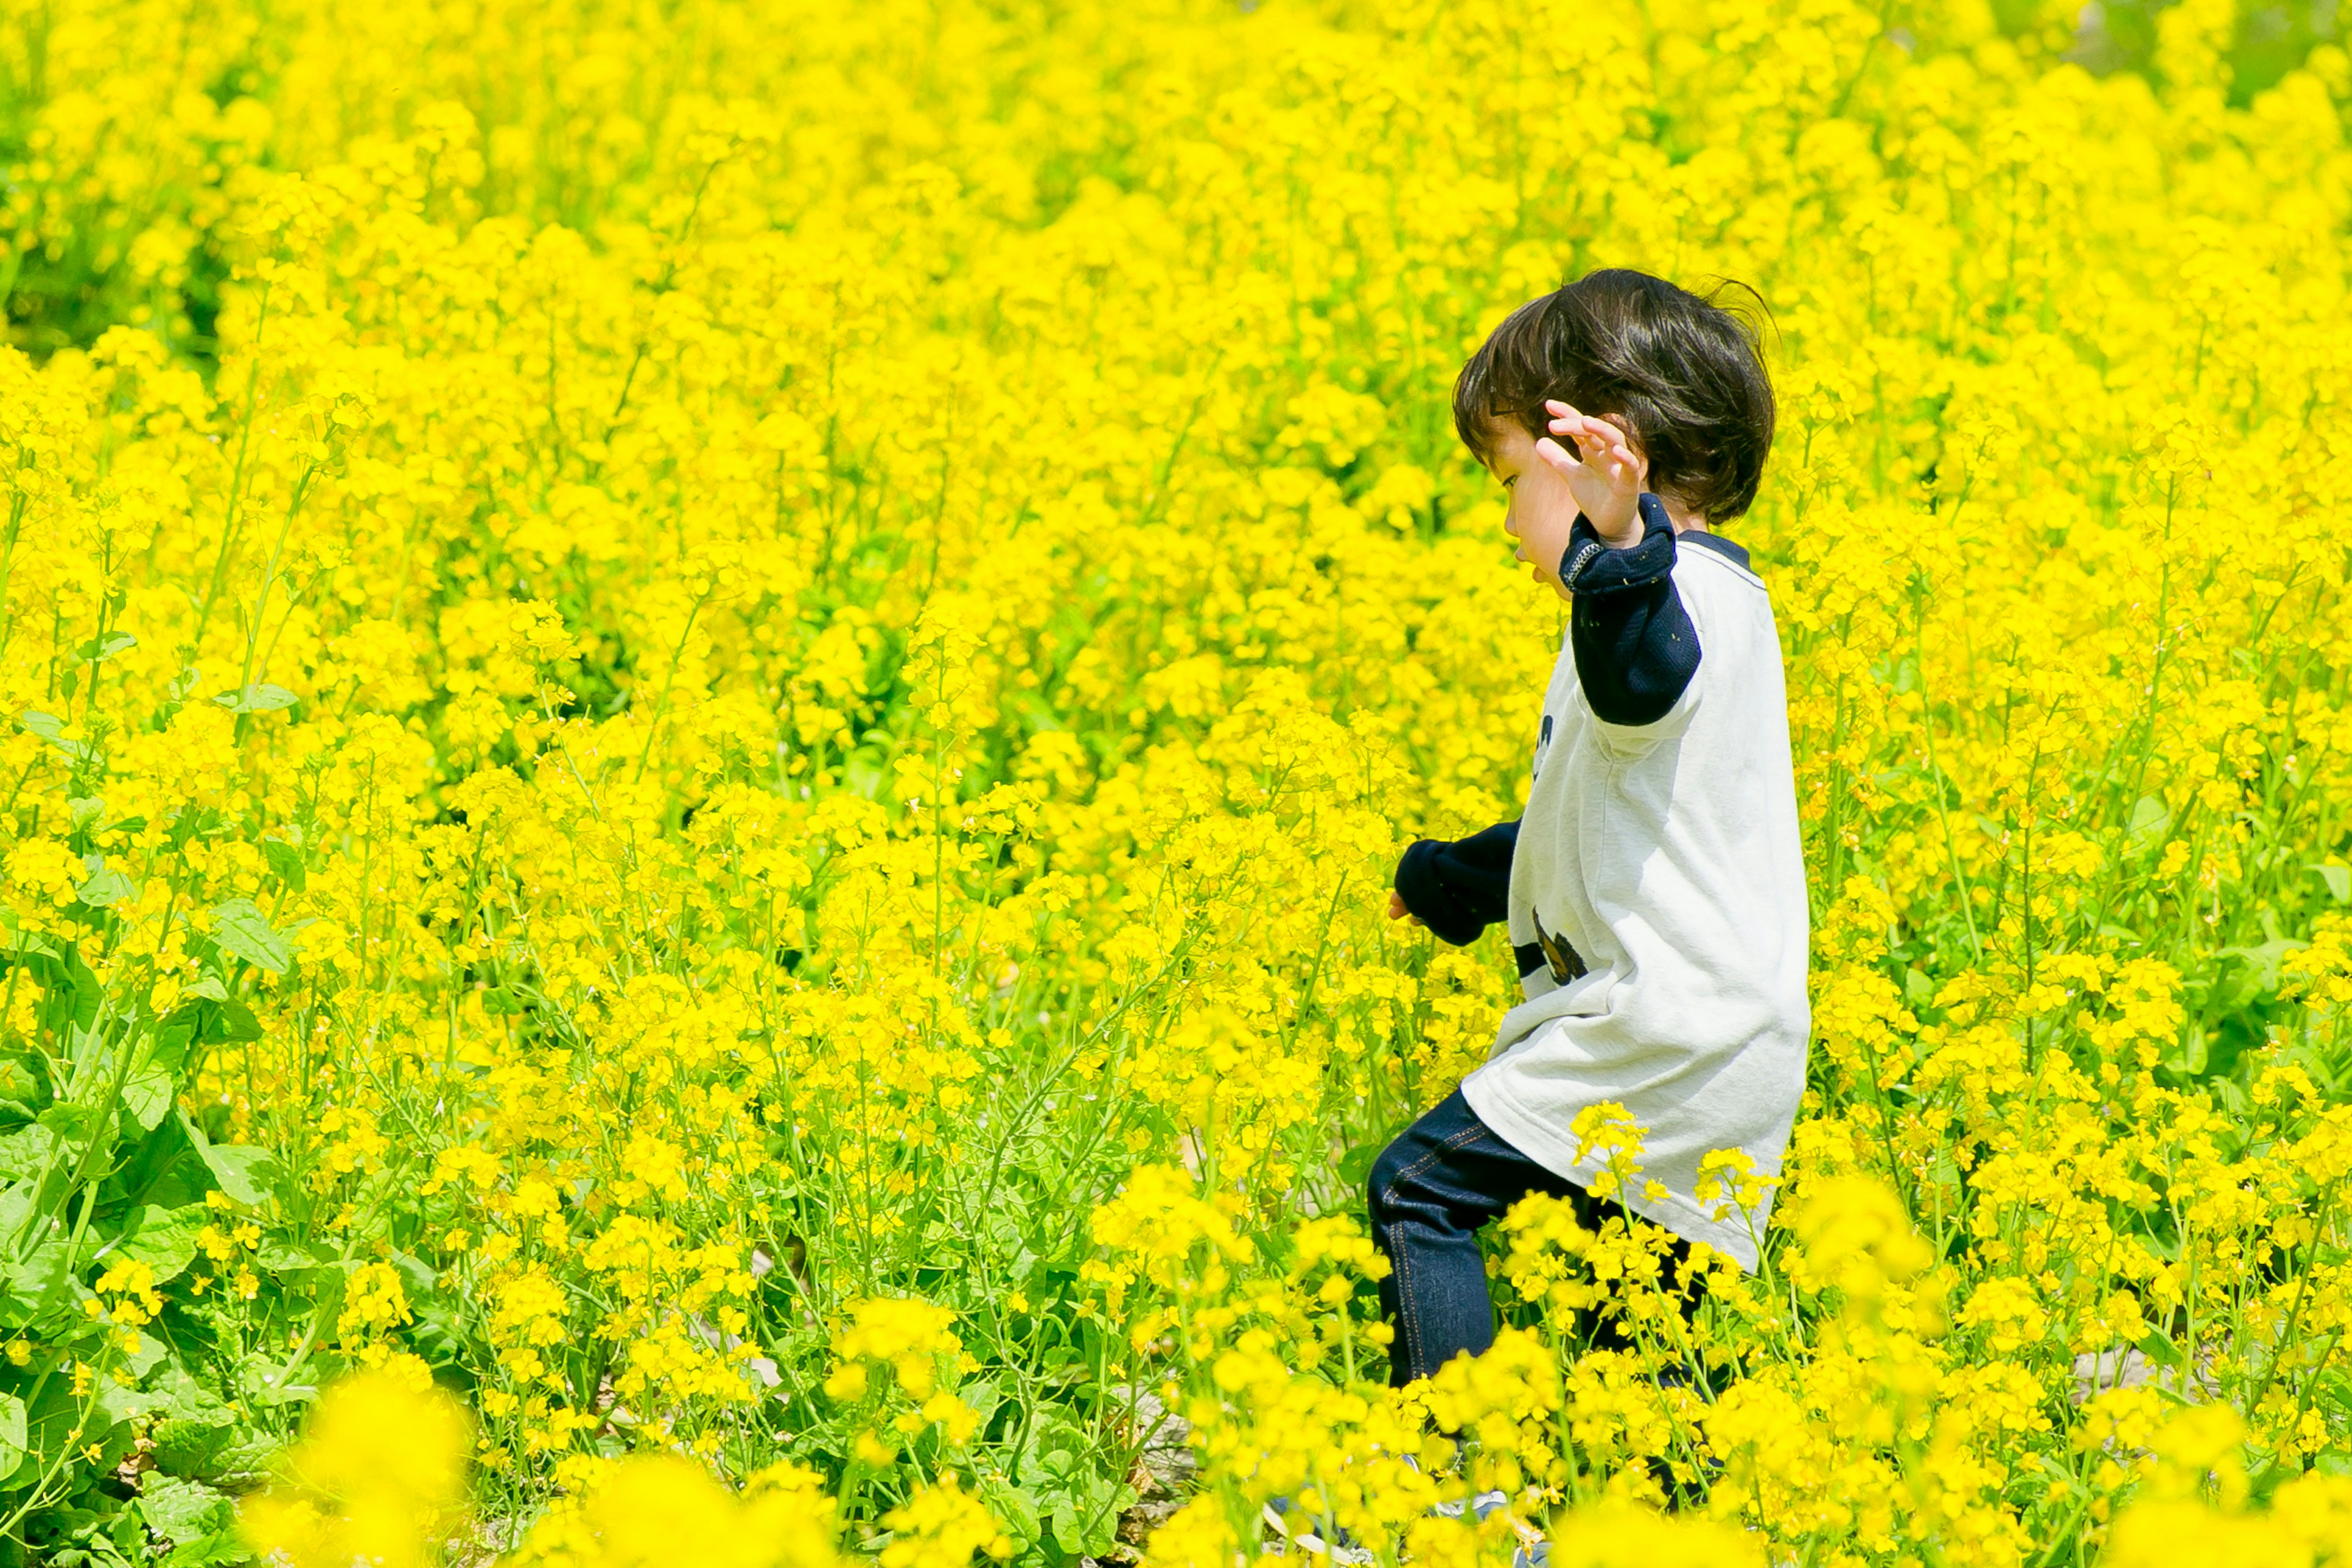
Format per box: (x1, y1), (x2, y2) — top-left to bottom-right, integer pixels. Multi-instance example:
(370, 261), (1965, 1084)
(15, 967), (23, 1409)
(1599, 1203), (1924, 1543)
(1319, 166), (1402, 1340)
(1535, 919), (1588, 984)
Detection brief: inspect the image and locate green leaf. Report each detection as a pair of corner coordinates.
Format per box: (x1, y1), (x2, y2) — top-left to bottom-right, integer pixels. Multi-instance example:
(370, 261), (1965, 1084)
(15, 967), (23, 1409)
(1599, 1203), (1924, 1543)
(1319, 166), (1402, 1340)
(197, 1142), (277, 1207)
(211, 683), (297, 714)
(0, 1128), (61, 1183)
(0, 924), (55, 957)
(116, 1205), (208, 1286)
(210, 998), (263, 1042)
(76, 859), (138, 908)
(102, 1373), (170, 1425)
(1336, 1130), (1399, 1189)
(241, 1359), (317, 1408)
(137, 1474), (234, 1547)
(2314, 863), (2351, 904)
(18, 709), (91, 761)
(162, 1529), (254, 1568)
(976, 1470), (1044, 1552)
(257, 1238), (333, 1272)
(0, 1393), (26, 1477)
(121, 1066), (175, 1131)
(1, 1240), (72, 1325)
(149, 1412), (238, 1481)
(1052, 1485), (1135, 1559)
(261, 839), (306, 892)
(152, 1409), (274, 1490)
(2220, 938), (2301, 998)
(123, 1330), (168, 1379)
(4, 932), (105, 1036)
(180, 1107), (278, 1207)
(78, 631), (137, 663)
(39, 1096), (104, 1149)
(207, 899), (292, 975)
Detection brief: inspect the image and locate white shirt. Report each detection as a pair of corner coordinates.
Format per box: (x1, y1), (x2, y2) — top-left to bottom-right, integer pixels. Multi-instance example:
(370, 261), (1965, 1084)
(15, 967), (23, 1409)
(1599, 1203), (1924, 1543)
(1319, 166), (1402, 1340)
(1460, 537), (1810, 1269)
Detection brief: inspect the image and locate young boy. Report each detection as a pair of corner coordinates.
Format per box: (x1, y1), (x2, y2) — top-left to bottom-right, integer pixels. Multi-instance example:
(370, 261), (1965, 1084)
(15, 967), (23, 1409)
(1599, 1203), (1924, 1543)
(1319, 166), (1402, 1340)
(1371, 268), (1808, 1388)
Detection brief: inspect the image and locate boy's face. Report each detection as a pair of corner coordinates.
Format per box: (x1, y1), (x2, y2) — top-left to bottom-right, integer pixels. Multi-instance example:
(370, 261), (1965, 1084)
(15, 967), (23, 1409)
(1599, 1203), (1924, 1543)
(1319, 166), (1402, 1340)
(1483, 421), (1580, 603)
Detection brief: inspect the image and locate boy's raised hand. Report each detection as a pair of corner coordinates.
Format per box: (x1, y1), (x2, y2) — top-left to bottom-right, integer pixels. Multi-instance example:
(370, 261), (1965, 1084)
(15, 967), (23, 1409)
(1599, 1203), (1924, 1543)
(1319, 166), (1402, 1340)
(1534, 399), (1646, 546)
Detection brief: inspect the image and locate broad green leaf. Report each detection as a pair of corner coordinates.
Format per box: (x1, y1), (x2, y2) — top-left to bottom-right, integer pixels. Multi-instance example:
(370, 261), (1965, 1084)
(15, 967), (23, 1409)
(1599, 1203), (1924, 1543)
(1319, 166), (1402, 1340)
(18, 710), (90, 761)
(211, 998), (263, 1042)
(976, 1471), (1043, 1552)
(162, 1526), (254, 1567)
(211, 683), (297, 713)
(151, 1410), (274, 1488)
(0, 1131), (58, 1183)
(197, 1142), (277, 1207)
(208, 899), (292, 974)
(102, 1373), (171, 1423)
(262, 839), (306, 892)
(121, 1066), (176, 1132)
(0, 928), (57, 962)
(1335, 1136), (1389, 1189)
(78, 631), (137, 663)
(2315, 862), (2351, 903)
(77, 862), (139, 908)
(37, 1099), (102, 1143)
(1052, 1485), (1134, 1559)
(0, 1393), (24, 1477)
(137, 1474), (234, 1545)
(1, 1240), (70, 1316)
(116, 1205), (208, 1285)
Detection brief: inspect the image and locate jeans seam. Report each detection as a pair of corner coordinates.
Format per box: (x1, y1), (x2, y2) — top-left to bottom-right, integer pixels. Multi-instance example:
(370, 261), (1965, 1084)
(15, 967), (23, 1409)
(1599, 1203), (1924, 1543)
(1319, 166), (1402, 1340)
(1376, 1112), (1494, 1382)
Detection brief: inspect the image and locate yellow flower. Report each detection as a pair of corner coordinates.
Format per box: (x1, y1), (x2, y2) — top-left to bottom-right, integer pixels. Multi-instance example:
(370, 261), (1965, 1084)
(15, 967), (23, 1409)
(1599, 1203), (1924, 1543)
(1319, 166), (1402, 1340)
(239, 1373), (470, 1568)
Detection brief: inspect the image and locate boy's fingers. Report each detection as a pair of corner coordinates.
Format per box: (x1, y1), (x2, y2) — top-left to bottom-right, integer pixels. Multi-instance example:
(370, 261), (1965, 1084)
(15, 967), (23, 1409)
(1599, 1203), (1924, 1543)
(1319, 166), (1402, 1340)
(1548, 402), (1597, 438)
(1596, 430), (1642, 483)
(1548, 404), (1612, 445)
(1533, 435), (1582, 472)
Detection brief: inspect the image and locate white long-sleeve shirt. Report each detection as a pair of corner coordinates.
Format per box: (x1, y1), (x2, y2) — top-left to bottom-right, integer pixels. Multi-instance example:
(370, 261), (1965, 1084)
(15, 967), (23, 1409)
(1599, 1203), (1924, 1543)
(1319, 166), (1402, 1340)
(1458, 531), (1811, 1269)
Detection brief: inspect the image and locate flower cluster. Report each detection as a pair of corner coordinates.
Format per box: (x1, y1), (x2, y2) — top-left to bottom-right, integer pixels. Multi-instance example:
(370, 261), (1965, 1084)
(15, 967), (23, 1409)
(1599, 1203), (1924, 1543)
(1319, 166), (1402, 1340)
(0, 0), (2348, 1561)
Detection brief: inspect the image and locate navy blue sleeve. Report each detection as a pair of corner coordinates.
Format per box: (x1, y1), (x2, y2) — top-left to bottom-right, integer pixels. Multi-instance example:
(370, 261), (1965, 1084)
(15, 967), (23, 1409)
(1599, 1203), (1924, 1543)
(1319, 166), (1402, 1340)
(1559, 492), (1701, 727)
(1393, 820), (1518, 945)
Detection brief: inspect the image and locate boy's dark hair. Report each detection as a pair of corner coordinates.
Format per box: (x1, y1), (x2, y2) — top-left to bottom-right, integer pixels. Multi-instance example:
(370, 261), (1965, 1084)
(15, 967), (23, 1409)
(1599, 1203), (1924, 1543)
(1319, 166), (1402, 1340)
(1452, 269), (1776, 523)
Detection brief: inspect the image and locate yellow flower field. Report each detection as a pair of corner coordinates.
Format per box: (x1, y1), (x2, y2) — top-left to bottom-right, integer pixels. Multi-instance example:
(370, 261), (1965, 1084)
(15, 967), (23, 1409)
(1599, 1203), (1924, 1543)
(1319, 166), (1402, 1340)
(4, 0), (2352, 1561)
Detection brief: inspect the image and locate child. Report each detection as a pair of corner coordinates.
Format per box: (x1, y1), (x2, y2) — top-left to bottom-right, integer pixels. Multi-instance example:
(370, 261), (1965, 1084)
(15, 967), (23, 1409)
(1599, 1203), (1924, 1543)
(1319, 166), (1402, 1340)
(1371, 268), (1807, 1388)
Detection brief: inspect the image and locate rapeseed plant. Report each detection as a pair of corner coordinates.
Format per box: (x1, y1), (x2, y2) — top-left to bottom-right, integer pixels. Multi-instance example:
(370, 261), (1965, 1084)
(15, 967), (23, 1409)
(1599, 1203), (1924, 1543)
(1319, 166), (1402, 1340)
(0, 0), (2350, 1562)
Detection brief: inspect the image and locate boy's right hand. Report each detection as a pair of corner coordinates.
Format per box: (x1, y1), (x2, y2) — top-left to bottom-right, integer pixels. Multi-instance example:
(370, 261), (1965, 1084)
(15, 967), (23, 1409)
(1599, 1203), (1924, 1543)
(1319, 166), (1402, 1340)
(1534, 399), (1647, 548)
(1387, 890), (1422, 926)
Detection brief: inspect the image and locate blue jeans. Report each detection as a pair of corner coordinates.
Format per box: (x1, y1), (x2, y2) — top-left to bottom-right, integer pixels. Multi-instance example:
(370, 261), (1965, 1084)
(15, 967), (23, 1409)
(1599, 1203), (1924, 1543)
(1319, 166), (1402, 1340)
(1368, 1088), (1679, 1387)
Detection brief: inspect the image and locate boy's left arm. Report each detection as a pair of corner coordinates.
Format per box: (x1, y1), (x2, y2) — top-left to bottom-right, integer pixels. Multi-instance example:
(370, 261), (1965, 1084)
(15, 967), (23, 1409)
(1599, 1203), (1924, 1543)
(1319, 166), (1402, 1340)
(1561, 492), (1702, 728)
(1390, 820), (1518, 944)
(1534, 406), (1703, 733)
